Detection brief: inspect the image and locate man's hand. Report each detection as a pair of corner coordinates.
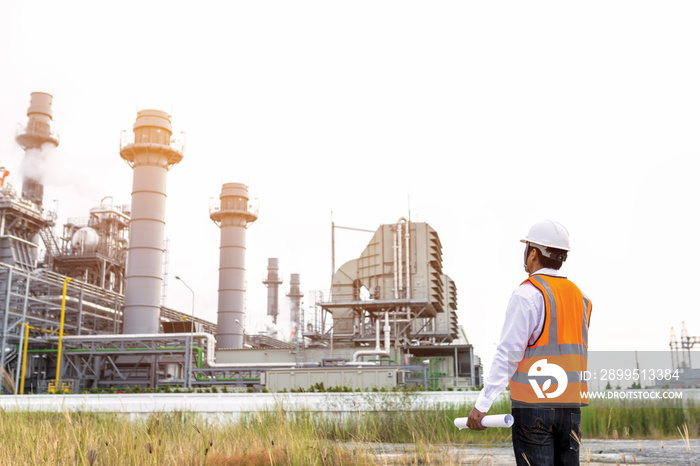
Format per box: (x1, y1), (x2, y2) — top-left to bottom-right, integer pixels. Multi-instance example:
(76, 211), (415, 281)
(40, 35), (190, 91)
(466, 407), (487, 430)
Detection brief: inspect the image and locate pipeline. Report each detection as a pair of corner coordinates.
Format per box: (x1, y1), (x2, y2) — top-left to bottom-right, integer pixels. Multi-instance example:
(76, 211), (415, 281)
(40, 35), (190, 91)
(397, 219), (403, 298)
(393, 224), (399, 300)
(351, 319), (388, 363)
(404, 218), (411, 300)
(28, 345), (203, 367)
(50, 333), (318, 369)
(44, 295), (119, 319)
(26, 346), (260, 383)
(351, 309), (391, 364)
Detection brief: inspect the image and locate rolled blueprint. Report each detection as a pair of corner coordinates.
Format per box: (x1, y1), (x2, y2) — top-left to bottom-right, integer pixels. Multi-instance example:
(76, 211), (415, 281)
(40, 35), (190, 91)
(453, 414), (514, 430)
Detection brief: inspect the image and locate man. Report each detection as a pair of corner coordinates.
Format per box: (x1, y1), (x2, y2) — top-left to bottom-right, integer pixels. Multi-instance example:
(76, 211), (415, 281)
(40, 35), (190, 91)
(467, 220), (592, 466)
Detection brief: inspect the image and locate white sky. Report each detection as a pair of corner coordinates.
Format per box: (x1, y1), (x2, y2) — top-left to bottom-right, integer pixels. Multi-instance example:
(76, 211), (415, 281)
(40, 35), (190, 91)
(1, 1), (699, 372)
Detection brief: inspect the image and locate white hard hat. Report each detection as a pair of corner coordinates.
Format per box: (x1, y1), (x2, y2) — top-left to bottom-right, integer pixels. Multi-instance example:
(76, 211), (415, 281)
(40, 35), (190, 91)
(520, 220), (570, 251)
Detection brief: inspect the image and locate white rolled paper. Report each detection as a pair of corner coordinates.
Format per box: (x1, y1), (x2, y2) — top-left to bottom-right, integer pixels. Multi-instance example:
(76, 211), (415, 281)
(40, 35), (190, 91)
(453, 414), (514, 430)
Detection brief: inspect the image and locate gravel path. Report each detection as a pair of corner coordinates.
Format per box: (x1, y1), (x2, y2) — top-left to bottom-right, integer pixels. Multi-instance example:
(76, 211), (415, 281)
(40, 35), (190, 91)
(367, 439), (700, 464)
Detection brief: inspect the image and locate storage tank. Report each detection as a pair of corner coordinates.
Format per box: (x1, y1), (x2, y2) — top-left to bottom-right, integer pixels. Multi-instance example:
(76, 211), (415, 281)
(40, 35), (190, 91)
(71, 227), (99, 254)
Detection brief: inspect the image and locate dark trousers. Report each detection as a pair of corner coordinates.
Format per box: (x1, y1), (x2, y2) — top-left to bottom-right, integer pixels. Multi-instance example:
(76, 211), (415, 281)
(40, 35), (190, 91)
(511, 406), (581, 466)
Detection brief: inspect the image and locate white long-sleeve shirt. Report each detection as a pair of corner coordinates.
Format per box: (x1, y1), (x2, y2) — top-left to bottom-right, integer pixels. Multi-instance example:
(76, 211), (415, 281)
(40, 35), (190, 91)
(474, 268), (561, 413)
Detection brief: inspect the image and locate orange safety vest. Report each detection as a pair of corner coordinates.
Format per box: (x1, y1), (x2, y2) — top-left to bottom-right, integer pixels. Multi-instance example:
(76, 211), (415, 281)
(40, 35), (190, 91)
(509, 274), (592, 406)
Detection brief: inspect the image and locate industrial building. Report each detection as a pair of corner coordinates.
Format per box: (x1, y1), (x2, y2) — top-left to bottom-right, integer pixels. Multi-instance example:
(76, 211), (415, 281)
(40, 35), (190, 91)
(668, 323), (700, 387)
(0, 92), (482, 394)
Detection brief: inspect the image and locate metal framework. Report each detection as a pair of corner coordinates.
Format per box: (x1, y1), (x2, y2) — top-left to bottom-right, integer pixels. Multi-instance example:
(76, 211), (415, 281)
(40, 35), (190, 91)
(0, 263), (221, 393)
(317, 293), (431, 343)
(53, 334), (261, 389)
(0, 185), (57, 270)
(53, 198), (129, 293)
(670, 323), (700, 371)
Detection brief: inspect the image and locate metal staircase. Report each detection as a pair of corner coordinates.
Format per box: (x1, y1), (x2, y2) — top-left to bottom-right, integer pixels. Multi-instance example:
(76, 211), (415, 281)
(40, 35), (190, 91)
(38, 227), (60, 265)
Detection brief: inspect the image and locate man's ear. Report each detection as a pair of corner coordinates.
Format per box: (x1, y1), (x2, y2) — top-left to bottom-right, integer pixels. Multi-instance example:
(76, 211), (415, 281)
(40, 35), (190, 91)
(527, 247), (538, 261)
(527, 247), (542, 269)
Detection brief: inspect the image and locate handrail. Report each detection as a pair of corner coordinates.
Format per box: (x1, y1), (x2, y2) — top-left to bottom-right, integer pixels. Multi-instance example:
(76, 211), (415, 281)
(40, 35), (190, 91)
(119, 132), (185, 154)
(15, 122), (60, 144)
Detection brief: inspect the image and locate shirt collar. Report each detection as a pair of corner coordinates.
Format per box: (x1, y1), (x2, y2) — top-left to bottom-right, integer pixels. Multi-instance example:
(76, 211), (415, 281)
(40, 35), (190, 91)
(531, 267), (562, 277)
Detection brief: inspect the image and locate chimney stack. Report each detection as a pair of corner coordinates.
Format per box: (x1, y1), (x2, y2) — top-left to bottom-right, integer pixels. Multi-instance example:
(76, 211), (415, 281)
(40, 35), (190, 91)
(15, 92), (59, 207)
(263, 258), (282, 324)
(120, 109), (183, 334)
(210, 182), (257, 349)
(287, 273), (304, 343)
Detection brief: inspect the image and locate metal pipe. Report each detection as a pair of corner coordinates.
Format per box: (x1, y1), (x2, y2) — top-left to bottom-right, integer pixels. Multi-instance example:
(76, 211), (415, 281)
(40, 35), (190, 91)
(55, 277), (73, 385)
(397, 220), (403, 298)
(19, 325), (60, 394)
(331, 216), (335, 282)
(385, 310), (390, 350)
(43, 295), (119, 321)
(352, 314), (391, 362)
(77, 288), (84, 335)
(375, 318), (380, 350)
(15, 270), (35, 392)
(175, 275), (195, 388)
(350, 351), (386, 363)
(0, 268), (11, 371)
(14, 327), (25, 394)
(29, 345), (204, 369)
(52, 333), (316, 369)
(19, 323), (29, 394)
(393, 226), (399, 300)
(405, 219), (411, 300)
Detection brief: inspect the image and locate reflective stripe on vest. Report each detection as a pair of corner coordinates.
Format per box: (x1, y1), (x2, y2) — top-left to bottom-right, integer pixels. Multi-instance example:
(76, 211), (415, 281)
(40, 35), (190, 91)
(509, 274), (592, 406)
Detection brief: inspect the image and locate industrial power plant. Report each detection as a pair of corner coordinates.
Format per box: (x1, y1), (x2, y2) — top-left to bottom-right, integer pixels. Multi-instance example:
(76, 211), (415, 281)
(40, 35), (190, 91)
(0, 92), (482, 394)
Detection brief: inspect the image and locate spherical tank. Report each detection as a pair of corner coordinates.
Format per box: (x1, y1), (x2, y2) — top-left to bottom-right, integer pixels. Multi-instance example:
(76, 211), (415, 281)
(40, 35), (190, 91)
(71, 227), (100, 254)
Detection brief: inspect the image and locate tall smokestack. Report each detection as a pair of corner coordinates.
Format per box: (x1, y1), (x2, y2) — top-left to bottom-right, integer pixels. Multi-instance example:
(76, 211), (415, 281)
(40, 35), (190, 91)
(262, 258), (282, 324)
(287, 273), (304, 342)
(120, 109), (183, 334)
(210, 182), (257, 349)
(15, 92), (59, 207)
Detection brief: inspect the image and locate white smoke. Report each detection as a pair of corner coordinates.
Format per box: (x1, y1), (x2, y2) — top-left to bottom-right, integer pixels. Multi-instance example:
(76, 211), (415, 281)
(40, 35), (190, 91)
(20, 143), (56, 184)
(19, 142), (116, 201)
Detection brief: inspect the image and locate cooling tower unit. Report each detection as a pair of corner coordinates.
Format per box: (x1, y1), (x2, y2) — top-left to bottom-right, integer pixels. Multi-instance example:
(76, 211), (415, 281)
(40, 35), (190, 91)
(15, 92), (60, 207)
(323, 220), (450, 344)
(119, 110), (183, 334)
(210, 183), (257, 349)
(263, 258), (282, 324)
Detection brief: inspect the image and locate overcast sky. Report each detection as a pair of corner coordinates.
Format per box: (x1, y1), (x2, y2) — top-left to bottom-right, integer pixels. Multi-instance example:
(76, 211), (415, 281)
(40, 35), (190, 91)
(1, 1), (699, 372)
